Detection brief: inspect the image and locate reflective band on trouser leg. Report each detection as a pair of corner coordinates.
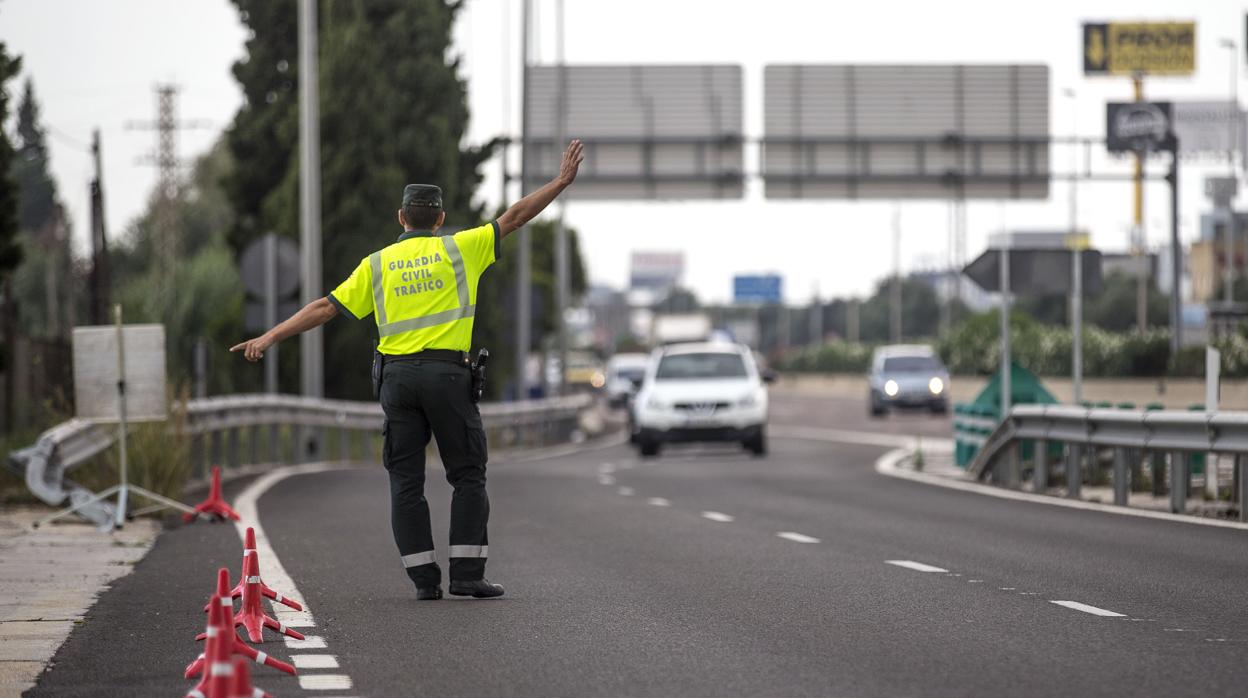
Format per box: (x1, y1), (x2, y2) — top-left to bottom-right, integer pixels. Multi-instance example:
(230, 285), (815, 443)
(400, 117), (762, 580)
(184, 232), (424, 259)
(441, 235), (471, 307)
(370, 252), (388, 325)
(448, 545), (488, 558)
(378, 305), (475, 337)
(401, 550), (437, 567)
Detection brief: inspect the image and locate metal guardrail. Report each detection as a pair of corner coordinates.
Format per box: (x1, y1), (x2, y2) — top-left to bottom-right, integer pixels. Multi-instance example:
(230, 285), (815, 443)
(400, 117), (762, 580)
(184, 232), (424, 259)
(968, 404), (1248, 520)
(8, 393), (594, 526)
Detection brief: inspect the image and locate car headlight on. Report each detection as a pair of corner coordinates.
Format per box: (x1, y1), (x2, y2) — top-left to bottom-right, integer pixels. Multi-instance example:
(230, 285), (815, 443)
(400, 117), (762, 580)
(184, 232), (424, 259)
(884, 379), (899, 397)
(590, 371), (606, 389)
(929, 377), (944, 395)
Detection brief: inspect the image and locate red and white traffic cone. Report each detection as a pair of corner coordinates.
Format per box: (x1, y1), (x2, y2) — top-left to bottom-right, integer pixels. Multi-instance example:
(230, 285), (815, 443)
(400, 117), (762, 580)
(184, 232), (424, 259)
(229, 658), (273, 698)
(228, 528), (302, 612)
(185, 465), (242, 522)
(187, 594), (233, 696)
(200, 567), (236, 625)
(234, 547), (305, 643)
(187, 592), (296, 680)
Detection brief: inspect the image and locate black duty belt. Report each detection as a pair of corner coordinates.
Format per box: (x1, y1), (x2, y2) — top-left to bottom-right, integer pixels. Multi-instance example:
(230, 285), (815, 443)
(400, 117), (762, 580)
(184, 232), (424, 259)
(383, 349), (469, 365)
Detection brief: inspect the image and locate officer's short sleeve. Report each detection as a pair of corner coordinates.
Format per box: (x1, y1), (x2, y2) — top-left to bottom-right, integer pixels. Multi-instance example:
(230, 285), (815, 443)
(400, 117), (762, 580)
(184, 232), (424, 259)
(452, 221), (500, 271)
(328, 256), (374, 320)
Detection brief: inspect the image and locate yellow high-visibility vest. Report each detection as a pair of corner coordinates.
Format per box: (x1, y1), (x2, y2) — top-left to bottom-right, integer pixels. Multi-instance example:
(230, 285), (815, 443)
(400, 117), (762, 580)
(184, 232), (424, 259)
(329, 222), (499, 354)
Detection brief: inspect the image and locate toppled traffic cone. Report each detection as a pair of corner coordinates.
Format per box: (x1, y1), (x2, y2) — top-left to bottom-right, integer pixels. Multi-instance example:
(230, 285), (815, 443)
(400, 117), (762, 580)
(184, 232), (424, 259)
(227, 528), (302, 612)
(187, 590), (296, 680)
(230, 658), (273, 698)
(185, 465), (241, 522)
(233, 549), (305, 644)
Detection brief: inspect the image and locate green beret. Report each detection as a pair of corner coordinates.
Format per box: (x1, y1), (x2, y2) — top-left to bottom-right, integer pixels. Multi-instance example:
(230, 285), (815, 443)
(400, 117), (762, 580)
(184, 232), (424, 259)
(402, 184), (443, 208)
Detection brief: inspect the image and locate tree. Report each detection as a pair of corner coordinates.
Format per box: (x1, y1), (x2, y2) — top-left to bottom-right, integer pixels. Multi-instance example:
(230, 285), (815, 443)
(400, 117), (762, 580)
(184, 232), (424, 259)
(0, 40), (22, 431)
(224, 0), (498, 399)
(1083, 271), (1168, 332)
(10, 79), (74, 340)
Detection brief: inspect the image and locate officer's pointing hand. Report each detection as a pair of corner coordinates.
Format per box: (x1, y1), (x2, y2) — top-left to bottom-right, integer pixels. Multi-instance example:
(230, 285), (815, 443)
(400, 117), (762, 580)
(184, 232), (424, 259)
(230, 336), (272, 362)
(558, 139), (584, 186)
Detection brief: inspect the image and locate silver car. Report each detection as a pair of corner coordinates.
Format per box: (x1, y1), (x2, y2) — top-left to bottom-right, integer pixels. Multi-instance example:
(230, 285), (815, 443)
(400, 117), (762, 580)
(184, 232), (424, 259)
(868, 345), (950, 416)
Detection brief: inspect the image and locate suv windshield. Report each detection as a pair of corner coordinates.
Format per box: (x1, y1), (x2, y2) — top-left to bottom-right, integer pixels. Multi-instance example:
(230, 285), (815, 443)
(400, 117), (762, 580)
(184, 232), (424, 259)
(882, 356), (942, 373)
(656, 353), (748, 380)
(615, 367), (645, 382)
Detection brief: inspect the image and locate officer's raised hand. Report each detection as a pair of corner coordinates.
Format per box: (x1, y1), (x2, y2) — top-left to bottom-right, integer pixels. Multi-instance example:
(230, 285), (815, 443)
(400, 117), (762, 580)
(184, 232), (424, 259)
(496, 139), (584, 239)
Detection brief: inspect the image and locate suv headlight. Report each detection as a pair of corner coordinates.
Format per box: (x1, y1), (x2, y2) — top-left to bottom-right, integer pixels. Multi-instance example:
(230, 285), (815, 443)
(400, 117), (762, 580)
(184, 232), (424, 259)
(739, 392), (758, 408)
(929, 377), (944, 395)
(645, 395), (667, 410)
(884, 379), (899, 397)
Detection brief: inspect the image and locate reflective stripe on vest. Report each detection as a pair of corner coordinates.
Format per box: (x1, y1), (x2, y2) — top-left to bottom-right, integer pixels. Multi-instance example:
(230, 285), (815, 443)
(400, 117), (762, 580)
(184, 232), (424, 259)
(370, 235), (471, 337)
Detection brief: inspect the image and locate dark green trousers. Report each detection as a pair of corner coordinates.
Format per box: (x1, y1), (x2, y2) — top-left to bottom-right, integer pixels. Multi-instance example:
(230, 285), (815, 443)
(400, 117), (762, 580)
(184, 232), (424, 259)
(380, 358), (489, 587)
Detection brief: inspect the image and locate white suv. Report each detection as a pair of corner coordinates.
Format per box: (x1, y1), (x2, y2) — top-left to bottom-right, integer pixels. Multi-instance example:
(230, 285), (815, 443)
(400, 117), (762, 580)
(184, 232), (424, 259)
(632, 342), (771, 457)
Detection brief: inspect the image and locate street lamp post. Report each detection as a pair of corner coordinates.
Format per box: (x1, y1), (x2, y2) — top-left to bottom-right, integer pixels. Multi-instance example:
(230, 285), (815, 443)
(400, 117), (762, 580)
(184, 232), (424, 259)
(1219, 38), (1240, 305)
(1064, 87), (1083, 405)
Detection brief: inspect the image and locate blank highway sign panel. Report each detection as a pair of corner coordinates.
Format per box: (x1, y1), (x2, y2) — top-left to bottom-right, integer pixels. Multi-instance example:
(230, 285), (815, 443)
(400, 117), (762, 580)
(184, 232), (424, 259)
(72, 324), (168, 423)
(763, 64), (1050, 200)
(523, 64), (745, 200)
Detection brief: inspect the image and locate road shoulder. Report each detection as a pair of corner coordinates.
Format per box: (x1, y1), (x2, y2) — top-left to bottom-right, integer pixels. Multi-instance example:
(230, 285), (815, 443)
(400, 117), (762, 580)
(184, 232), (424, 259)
(0, 507), (158, 695)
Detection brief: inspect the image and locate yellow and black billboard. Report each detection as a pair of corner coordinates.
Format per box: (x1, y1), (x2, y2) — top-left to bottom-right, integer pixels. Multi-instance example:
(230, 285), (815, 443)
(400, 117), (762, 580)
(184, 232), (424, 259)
(1083, 22), (1196, 76)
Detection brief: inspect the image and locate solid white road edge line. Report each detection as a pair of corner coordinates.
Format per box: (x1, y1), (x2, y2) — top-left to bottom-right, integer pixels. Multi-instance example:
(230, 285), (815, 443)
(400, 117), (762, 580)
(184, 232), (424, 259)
(884, 560), (949, 573)
(1049, 600), (1127, 617)
(701, 511), (735, 523)
(776, 531), (821, 544)
(868, 444), (1248, 532)
(233, 462), (358, 689)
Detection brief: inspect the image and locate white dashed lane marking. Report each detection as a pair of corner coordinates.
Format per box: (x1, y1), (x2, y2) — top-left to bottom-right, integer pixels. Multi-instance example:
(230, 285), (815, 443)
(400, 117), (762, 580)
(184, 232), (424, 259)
(298, 674), (354, 690)
(646, 497), (671, 507)
(885, 560), (949, 573)
(776, 532), (820, 544)
(285, 635), (327, 649)
(700, 511), (735, 523)
(1049, 600), (1126, 617)
(618, 487), (635, 496)
(598, 474), (616, 486)
(292, 654), (341, 669)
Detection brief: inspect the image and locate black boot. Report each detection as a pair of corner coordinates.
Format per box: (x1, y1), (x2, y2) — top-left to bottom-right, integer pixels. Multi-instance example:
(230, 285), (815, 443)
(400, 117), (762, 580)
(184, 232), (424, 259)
(415, 586), (443, 601)
(448, 579), (504, 598)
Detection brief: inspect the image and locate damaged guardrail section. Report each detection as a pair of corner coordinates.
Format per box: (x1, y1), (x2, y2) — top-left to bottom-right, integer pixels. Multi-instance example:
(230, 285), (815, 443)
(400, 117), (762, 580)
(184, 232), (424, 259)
(8, 393), (593, 526)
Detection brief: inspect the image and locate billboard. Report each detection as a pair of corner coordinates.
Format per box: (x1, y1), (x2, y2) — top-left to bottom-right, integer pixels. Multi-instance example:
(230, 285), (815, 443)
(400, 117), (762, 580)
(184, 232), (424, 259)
(523, 65), (744, 200)
(1172, 101), (1246, 158)
(1105, 101), (1174, 153)
(630, 251), (684, 291)
(1083, 22), (1196, 76)
(733, 275), (783, 305)
(762, 64), (1050, 200)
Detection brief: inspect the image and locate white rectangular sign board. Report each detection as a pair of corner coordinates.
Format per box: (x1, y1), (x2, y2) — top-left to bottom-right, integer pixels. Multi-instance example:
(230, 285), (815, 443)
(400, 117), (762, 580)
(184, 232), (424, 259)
(72, 324), (168, 422)
(1172, 101), (1245, 157)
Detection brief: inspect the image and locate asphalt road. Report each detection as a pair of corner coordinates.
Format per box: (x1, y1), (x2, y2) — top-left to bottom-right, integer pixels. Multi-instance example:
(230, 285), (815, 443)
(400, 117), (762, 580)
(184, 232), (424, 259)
(31, 395), (1248, 696)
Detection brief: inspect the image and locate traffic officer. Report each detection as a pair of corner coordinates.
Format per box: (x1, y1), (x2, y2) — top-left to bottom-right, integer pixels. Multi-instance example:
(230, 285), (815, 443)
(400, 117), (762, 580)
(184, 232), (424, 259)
(231, 139), (585, 600)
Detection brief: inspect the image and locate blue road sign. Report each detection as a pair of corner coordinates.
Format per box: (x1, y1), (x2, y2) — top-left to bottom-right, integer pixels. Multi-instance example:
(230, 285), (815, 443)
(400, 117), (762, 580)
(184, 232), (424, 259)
(733, 274), (783, 304)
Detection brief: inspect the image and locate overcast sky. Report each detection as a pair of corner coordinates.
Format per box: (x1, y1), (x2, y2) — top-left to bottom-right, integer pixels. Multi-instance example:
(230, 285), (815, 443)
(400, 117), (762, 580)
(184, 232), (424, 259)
(3, 0), (1246, 304)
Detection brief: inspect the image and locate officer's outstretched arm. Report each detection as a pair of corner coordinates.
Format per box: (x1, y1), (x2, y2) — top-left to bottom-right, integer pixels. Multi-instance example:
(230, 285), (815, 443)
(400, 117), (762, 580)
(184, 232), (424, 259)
(496, 139), (584, 239)
(230, 297), (339, 362)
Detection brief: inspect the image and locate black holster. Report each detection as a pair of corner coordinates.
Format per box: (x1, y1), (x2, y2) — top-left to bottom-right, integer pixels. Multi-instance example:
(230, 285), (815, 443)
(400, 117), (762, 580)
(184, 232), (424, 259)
(470, 348), (490, 403)
(372, 349), (384, 399)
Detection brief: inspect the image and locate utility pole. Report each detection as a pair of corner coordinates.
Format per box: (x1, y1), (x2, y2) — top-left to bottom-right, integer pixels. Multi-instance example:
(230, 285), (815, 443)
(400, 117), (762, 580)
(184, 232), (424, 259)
(298, 0), (323, 455)
(89, 129), (111, 325)
(1221, 38), (1239, 304)
(1064, 87), (1084, 405)
(1132, 74), (1148, 332)
(515, 0), (533, 400)
(553, 0), (569, 396)
(890, 206), (902, 343)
